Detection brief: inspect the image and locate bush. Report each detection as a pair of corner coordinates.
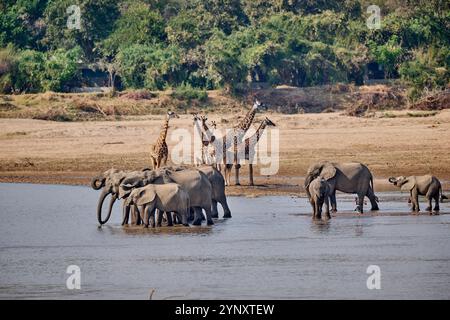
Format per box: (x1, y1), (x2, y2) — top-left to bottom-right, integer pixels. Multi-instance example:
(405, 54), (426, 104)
(171, 83), (208, 101)
(399, 47), (449, 102)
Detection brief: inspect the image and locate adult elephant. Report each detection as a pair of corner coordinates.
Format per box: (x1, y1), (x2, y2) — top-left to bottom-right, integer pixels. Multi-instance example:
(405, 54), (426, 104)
(91, 169), (144, 225)
(304, 161), (379, 213)
(196, 165), (231, 219)
(119, 168), (214, 226)
(144, 165), (232, 219)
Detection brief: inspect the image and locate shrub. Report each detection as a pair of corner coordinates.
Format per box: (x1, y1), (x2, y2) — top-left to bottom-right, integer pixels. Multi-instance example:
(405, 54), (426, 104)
(171, 83), (208, 101)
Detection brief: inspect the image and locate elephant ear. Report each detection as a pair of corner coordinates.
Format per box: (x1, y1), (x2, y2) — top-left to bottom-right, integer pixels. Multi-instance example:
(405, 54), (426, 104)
(400, 178), (415, 191)
(320, 163), (337, 180)
(136, 188), (156, 206)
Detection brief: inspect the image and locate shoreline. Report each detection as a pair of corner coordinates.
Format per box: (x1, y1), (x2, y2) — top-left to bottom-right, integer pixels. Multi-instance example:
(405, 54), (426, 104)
(0, 110), (449, 197)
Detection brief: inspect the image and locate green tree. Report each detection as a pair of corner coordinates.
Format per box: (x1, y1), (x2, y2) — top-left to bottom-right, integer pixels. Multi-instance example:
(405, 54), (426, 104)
(42, 0), (119, 57)
(101, 2), (166, 54)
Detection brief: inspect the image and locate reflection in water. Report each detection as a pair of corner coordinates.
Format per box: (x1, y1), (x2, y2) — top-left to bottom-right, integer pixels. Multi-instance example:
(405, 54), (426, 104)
(354, 223), (364, 237)
(0, 184), (449, 299)
(310, 220), (331, 234)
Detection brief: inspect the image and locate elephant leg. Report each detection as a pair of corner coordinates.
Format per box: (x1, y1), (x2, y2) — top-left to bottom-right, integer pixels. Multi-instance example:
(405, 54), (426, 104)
(356, 193), (364, 214)
(136, 206), (142, 225)
(367, 188), (379, 211)
(204, 205), (215, 225)
(249, 164), (254, 186)
(130, 205), (138, 225)
(122, 205), (130, 225)
(188, 207), (194, 222)
(315, 201), (321, 220)
(324, 197), (331, 219)
(411, 190), (420, 212)
(330, 191), (337, 213)
(192, 207), (203, 226)
(143, 205), (150, 228)
(166, 212), (173, 226)
(221, 198), (232, 218)
(433, 194), (440, 213)
(156, 209), (163, 227)
(425, 196), (432, 213)
(150, 208), (157, 228)
(310, 199), (316, 219)
(211, 199), (219, 218)
(235, 164), (241, 186)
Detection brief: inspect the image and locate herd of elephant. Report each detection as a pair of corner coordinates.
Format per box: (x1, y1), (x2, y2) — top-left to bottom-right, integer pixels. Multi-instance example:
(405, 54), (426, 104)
(90, 160), (448, 228)
(305, 161), (447, 220)
(91, 165), (231, 227)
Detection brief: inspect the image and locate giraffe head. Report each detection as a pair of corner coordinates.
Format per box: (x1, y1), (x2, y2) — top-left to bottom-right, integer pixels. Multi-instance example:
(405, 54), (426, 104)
(252, 99), (266, 111)
(263, 117), (276, 127)
(167, 111), (179, 119)
(210, 120), (217, 129)
(200, 115), (208, 123)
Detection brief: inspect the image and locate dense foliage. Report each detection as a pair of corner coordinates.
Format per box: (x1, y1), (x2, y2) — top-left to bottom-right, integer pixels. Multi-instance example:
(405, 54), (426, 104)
(0, 0), (449, 100)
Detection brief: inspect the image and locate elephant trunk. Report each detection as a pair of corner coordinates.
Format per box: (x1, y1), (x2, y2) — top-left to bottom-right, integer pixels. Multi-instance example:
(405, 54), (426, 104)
(97, 190), (116, 224)
(91, 175), (106, 190)
(304, 174), (314, 199)
(388, 177), (397, 184)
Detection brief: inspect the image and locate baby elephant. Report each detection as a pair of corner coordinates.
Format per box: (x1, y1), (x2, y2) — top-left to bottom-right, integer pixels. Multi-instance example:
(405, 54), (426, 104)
(307, 177), (331, 220)
(125, 183), (190, 227)
(388, 175), (447, 213)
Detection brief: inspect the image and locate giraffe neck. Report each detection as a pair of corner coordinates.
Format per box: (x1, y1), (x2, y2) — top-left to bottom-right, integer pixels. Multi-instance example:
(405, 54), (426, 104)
(157, 118), (170, 144)
(237, 106), (257, 133)
(200, 119), (214, 141)
(253, 122), (267, 142)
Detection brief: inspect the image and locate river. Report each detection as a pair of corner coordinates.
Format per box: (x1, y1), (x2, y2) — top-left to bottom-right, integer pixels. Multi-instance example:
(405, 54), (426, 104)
(0, 183), (449, 299)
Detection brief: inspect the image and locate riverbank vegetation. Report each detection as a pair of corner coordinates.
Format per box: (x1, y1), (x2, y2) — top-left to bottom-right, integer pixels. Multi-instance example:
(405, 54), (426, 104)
(0, 1), (448, 105)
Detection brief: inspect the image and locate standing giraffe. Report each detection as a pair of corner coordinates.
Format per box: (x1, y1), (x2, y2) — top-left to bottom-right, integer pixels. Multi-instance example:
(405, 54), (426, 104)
(150, 111), (179, 169)
(226, 99), (262, 185)
(194, 99), (263, 185)
(227, 117), (276, 186)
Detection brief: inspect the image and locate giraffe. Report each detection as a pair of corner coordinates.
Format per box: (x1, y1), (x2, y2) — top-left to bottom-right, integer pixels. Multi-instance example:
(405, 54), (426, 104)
(192, 113), (210, 166)
(193, 99), (264, 184)
(150, 111), (179, 169)
(224, 117), (276, 186)
(226, 99), (263, 185)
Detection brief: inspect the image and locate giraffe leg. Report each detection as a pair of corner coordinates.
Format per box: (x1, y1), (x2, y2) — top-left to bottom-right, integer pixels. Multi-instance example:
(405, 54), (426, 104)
(150, 156), (156, 170)
(235, 164), (241, 186)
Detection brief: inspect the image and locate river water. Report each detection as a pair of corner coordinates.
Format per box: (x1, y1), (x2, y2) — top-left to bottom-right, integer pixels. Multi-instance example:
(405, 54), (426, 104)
(0, 183), (449, 299)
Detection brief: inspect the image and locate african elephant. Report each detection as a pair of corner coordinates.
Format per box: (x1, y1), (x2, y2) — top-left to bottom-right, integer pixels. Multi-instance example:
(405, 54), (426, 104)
(119, 168), (214, 226)
(143, 165), (232, 219)
(91, 169), (144, 225)
(304, 161), (379, 213)
(308, 177), (331, 220)
(125, 183), (190, 228)
(388, 175), (447, 213)
(196, 165), (232, 219)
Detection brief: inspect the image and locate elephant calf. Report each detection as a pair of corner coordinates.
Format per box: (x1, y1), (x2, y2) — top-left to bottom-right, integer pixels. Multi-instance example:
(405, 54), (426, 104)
(125, 183), (190, 228)
(308, 177), (331, 220)
(388, 175), (447, 213)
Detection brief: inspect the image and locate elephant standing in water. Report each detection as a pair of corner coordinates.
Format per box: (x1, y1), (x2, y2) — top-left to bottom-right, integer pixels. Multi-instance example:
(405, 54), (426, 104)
(307, 177), (331, 220)
(91, 169), (145, 225)
(388, 175), (447, 213)
(304, 161), (379, 214)
(125, 183), (190, 227)
(196, 165), (231, 219)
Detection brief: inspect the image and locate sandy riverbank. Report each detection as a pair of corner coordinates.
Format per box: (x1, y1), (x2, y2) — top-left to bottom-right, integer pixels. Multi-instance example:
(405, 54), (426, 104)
(0, 110), (449, 196)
